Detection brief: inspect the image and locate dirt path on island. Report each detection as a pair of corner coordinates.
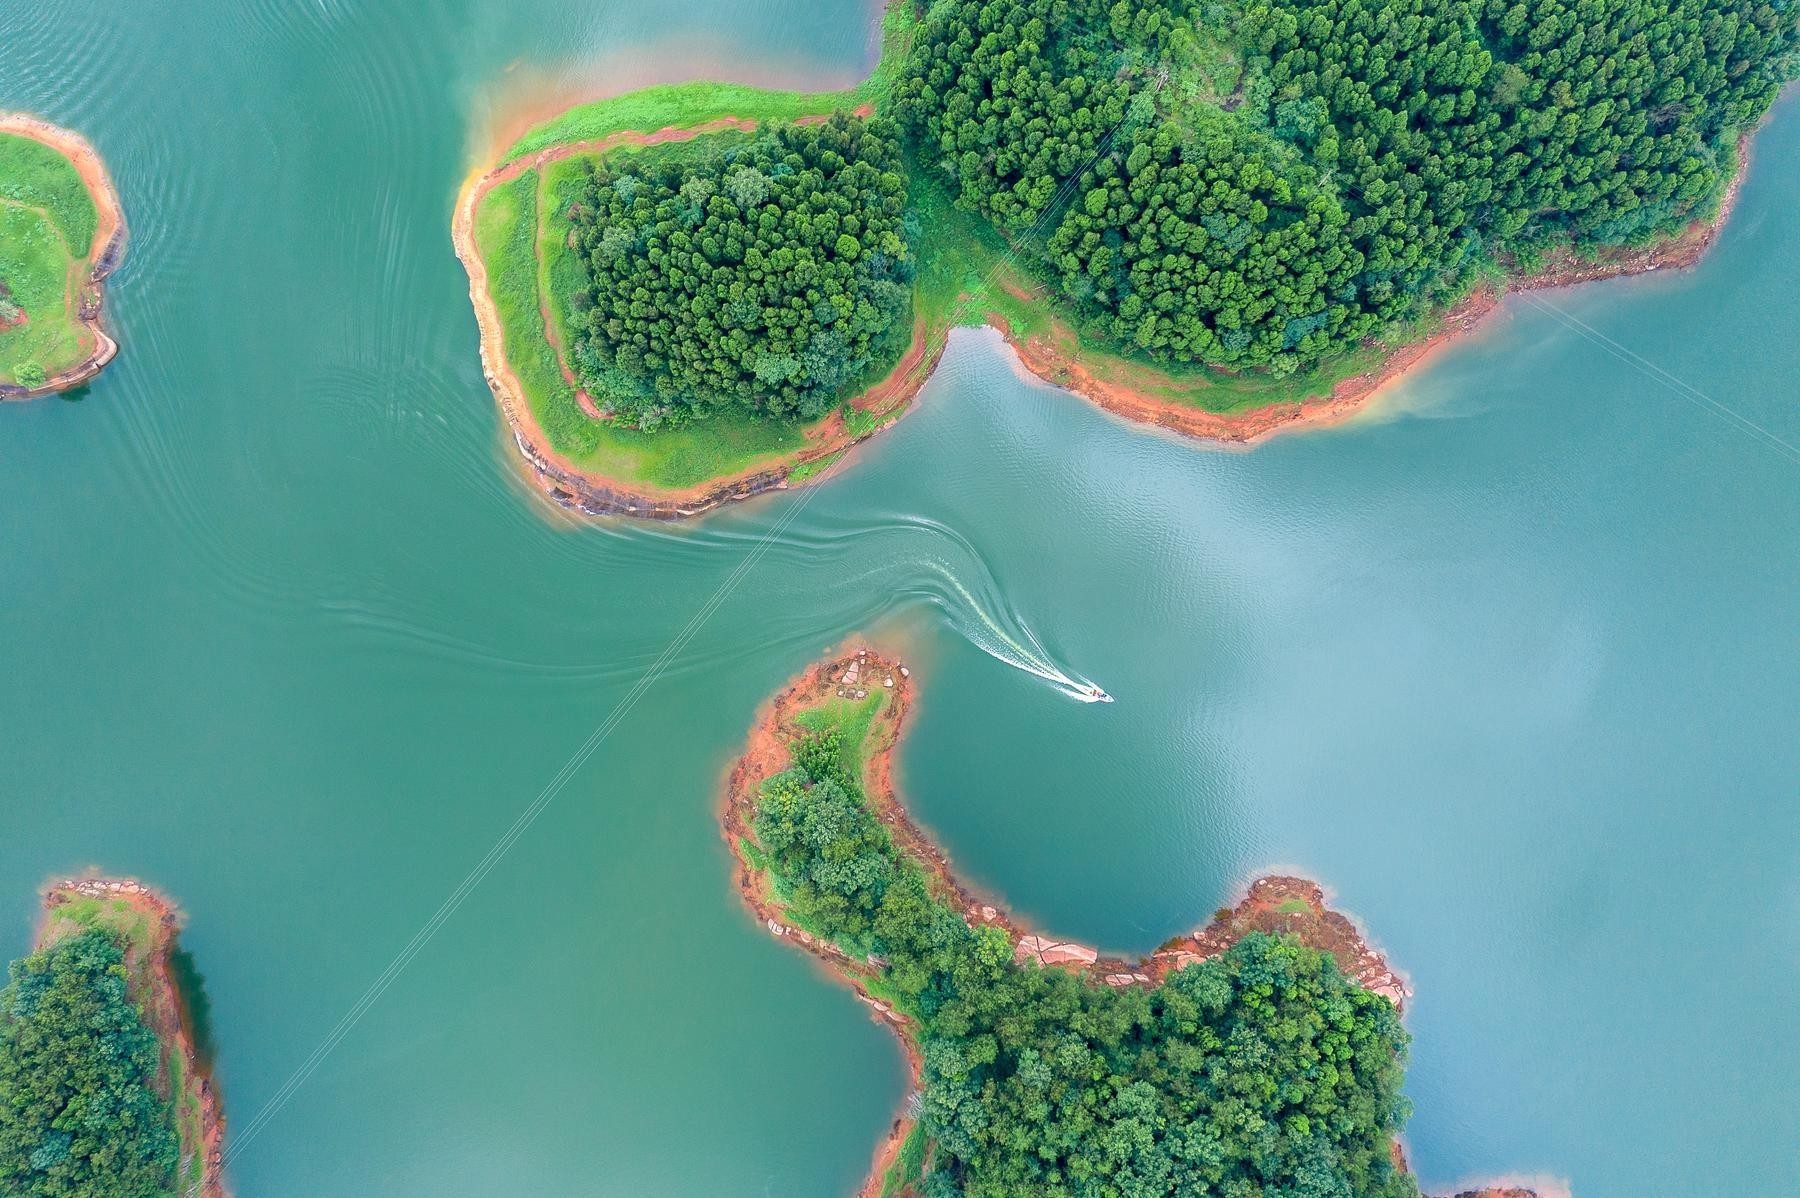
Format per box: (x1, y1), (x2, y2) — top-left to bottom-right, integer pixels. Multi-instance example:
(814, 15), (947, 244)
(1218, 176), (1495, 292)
(451, 103), (939, 517)
(719, 647), (1455, 1197)
(0, 112), (128, 400)
(527, 171), (604, 417)
(38, 878), (229, 1198)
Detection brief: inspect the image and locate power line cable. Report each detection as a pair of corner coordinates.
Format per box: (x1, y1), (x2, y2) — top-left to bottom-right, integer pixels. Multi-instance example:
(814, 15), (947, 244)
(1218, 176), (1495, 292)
(215, 86), (1152, 1176)
(1519, 292), (1800, 467)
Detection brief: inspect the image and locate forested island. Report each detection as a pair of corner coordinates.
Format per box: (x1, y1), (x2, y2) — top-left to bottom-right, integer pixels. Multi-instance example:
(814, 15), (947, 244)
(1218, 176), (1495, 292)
(0, 114), (126, 399)
(0, 879), (226, 1198)
(459, 0), (1797, 518)
(723, 647), (1546, 1197)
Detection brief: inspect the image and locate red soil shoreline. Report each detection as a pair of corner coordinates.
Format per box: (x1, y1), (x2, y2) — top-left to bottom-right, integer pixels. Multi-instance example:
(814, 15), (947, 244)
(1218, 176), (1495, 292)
(460, 89), (1758, 520)
(994, 129), (1754, 447)
(36, 877), (228, 1198)
(720, 645), (1541, 1197)
(0, 113), (128, 401)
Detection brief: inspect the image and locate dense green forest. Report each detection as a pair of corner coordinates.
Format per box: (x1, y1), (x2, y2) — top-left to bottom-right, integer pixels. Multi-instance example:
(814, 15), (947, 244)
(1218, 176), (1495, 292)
(752, 728), (1417, 1197)
(0, 930), (178, 1198)
(567, 113), (913, 426)
(552, 0), (1796, 417)
(896, 0), (1799, 373)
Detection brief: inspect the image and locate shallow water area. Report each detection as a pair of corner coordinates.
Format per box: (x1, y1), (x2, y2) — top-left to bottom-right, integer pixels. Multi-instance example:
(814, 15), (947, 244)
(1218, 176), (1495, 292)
(3, 4), (1798, 1197)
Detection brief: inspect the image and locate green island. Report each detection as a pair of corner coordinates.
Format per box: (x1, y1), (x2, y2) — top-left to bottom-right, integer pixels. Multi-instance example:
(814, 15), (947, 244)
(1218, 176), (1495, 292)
(0, 115), (127, 399)
(457, 0), (1798, 518)
(723, 647), (1530, 1198)
(0, 879), (226, 1198)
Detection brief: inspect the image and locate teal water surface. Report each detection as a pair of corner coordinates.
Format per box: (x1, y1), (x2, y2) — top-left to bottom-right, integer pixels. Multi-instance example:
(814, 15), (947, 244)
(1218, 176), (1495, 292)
(2, 3), (1796, 1196)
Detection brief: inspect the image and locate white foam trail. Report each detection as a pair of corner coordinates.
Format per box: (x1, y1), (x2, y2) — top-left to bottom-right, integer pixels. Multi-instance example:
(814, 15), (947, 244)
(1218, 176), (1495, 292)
(927, 567), (1110, 703)
(765, 511), (1110, 703)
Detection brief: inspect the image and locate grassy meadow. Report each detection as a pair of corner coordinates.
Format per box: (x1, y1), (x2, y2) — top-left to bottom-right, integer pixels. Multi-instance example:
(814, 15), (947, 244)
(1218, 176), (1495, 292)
(0, 130), (99, 385)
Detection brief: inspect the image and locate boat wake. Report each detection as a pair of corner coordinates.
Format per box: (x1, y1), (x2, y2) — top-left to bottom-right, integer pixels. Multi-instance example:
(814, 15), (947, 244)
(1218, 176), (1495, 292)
(905, 552), (1111, 705)
(972, 610), (1112, 704)
(717, 510), (1112, 704)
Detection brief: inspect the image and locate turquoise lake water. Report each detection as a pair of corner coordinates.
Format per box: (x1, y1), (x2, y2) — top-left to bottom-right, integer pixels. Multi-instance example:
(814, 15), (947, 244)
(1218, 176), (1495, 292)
(2, 2), (1796, 1195)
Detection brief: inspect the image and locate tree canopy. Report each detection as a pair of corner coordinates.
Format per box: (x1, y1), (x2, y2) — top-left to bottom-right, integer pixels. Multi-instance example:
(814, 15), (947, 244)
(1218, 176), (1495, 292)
(0, 930), (178, 1198)
(753, 728), (1417, 1197)
(568, 112), (914, 425)
(896, 0), (1799, 373)
(547, 0), (1797, 416)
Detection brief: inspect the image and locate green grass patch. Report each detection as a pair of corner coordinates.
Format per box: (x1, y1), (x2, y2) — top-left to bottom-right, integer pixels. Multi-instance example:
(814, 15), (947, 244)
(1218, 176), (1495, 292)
(794, 688), (887, 776)
(0, 200), (83, 383)
(858, 968), (922, 1022)
(906, 180), (1018, 330)
(880, 1120), (929, 1198)
(0, 131), (97, 255)
(1274, 897), (1311, 915)
(42, 894), (157, 956)
(475, 168), (578, 433)
(775, 896), (835, 942)
(507, 82), (864, 164)
(538, 155), (591, 376)
(844, 405), (886, 439)
(168, 1045), (206, 1190)
(738, 836), (770, 872)
(785, 449), (845, 484)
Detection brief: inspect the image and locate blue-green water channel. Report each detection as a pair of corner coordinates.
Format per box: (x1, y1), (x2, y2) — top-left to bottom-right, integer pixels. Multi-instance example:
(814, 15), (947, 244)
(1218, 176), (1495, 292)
(2, 2), (1796, 1195)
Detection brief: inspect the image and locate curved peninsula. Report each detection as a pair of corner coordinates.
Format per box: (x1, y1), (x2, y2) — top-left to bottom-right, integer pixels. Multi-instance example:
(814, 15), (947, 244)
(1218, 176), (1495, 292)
(461, 0), (1794, 520)
(0, 114), (127, 400)
(0, 878), (227, 1198)
(723, 646), (1545, 1198)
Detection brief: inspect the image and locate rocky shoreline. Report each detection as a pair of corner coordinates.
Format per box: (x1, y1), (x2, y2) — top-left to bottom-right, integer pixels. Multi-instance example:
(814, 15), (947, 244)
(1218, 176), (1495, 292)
(721, 646), (1545, 1197)
(0, 113), (128, 401)
(37, 877), (228, 1198)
